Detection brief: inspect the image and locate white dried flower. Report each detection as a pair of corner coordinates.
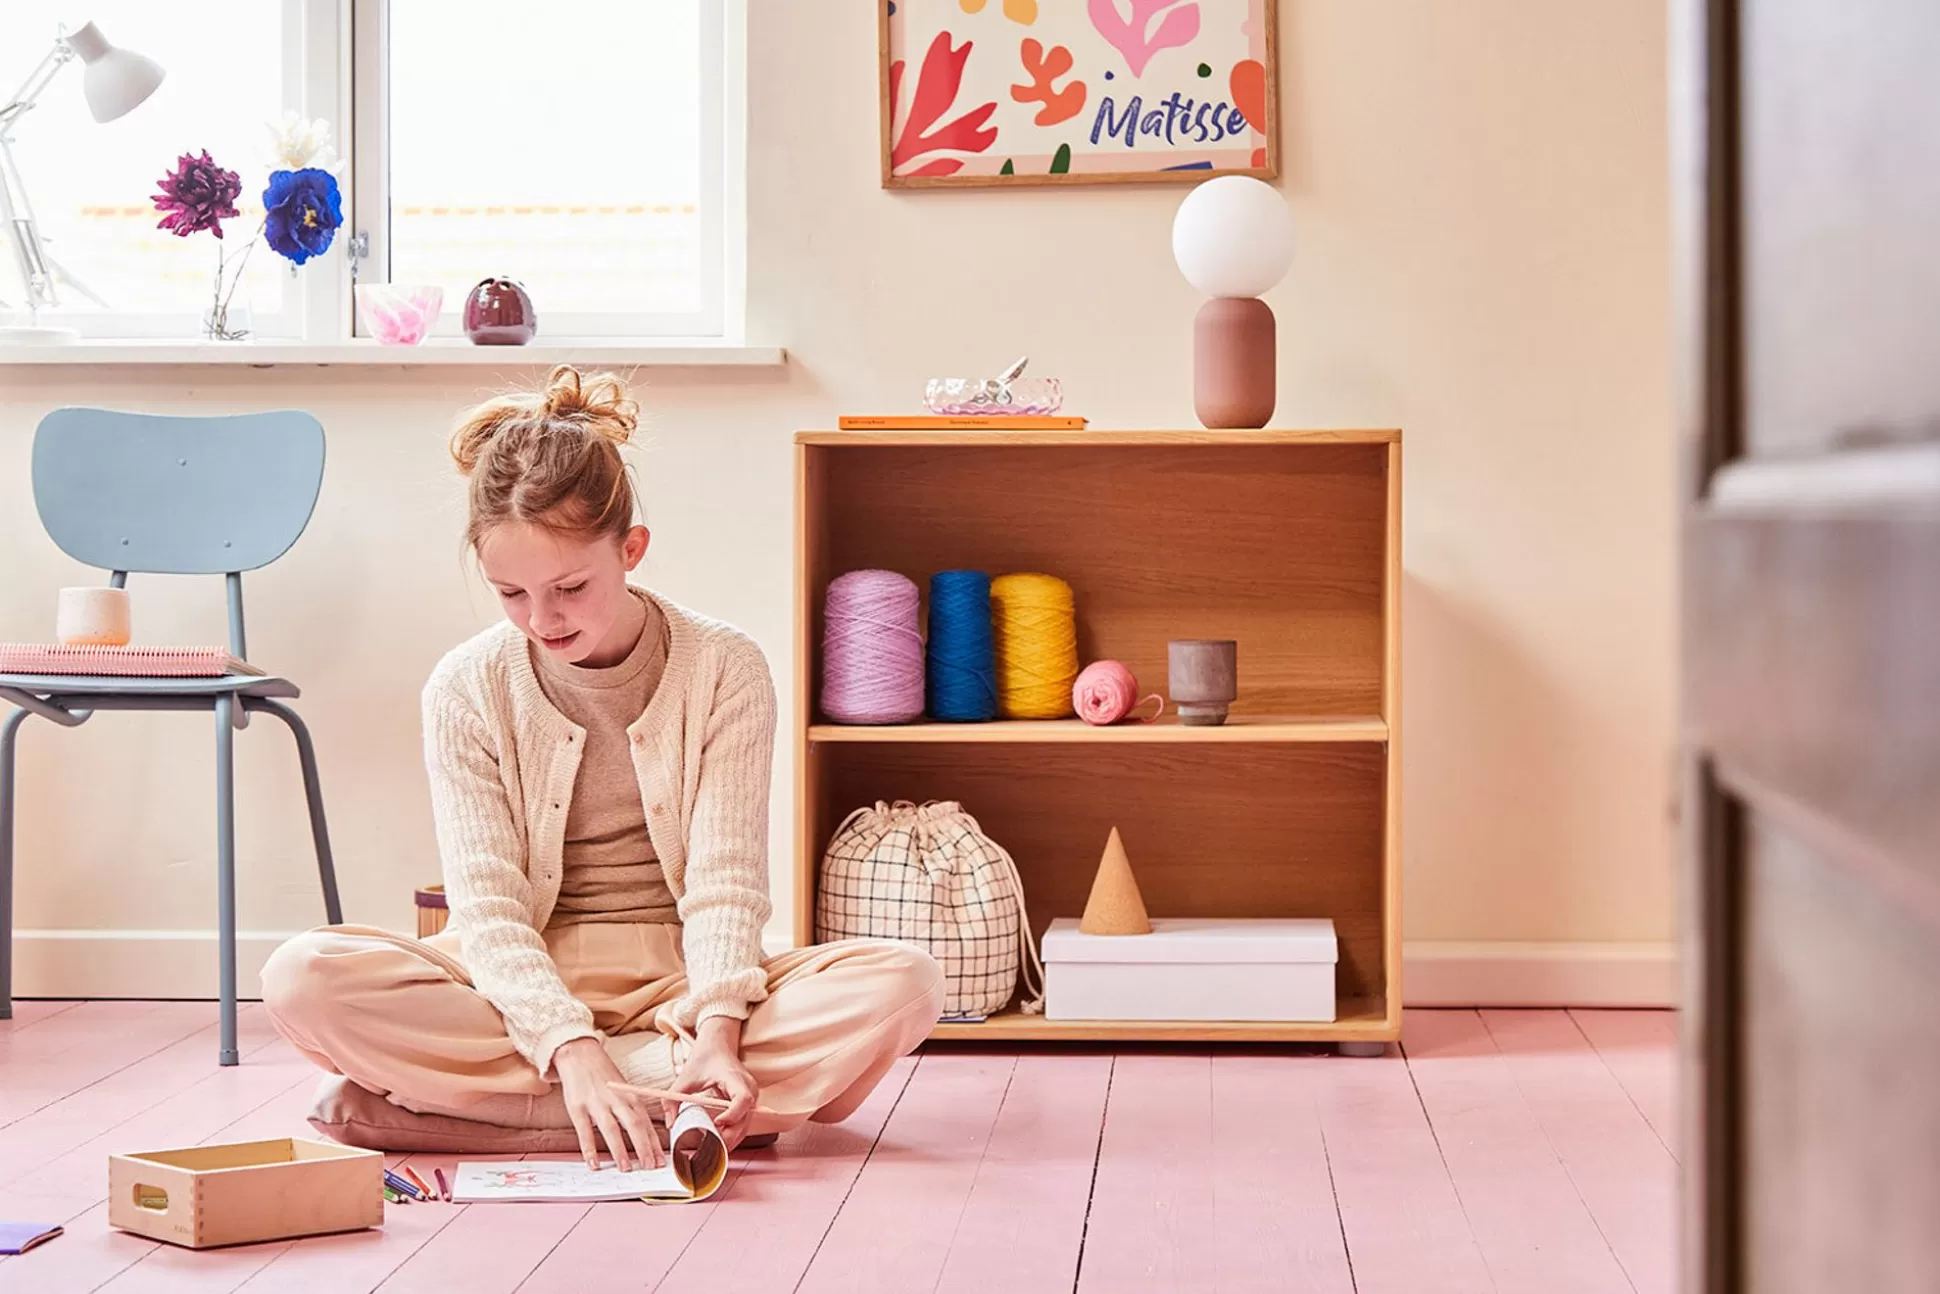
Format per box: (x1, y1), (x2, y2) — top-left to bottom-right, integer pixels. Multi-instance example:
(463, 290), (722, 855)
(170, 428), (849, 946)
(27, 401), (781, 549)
(265, 110), (340, 173)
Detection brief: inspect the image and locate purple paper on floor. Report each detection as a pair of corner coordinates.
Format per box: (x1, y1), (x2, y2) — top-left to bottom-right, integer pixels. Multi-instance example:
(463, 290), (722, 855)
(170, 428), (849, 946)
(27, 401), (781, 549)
(0, 1220), (63, 1255)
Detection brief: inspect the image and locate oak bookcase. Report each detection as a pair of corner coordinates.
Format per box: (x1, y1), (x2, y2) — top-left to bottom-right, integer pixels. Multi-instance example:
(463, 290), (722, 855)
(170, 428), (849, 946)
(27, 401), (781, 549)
(793, 429), (1402, 1045)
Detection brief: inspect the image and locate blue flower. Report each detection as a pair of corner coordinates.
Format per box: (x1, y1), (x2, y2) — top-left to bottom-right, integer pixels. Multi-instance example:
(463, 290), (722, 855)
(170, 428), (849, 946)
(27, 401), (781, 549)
(262, 168), (342, 265)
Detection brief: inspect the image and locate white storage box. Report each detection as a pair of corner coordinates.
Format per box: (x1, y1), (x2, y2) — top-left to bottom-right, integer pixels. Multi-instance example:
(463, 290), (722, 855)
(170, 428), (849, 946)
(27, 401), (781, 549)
(1040, 916), (1337, 1022)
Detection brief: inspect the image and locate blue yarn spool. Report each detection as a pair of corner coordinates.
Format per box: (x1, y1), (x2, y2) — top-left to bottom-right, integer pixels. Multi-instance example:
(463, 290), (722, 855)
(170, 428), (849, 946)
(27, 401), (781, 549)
(926, 570), (998, 721)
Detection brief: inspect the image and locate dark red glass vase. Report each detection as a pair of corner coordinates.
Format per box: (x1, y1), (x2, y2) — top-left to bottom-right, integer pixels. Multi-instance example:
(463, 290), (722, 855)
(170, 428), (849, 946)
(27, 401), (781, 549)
(463, 277), (536, 345)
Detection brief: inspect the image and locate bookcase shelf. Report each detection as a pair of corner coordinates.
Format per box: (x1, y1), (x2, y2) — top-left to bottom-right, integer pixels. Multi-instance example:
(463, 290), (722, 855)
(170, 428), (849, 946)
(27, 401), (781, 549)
(807, 714), (1388, 744)
(931, 997), (1392, 1043)
(793, 428), (1403, 1043)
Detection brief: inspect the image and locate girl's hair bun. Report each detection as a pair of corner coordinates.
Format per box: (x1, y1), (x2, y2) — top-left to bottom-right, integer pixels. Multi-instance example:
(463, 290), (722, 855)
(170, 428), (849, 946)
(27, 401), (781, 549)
(448, 365), (643, 546)
(542, 364), (638, 448)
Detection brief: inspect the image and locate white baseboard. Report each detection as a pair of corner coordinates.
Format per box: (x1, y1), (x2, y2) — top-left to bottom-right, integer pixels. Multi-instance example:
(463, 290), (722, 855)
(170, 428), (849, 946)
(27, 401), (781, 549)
(9, 929), (293, 1000)
(1402, 940), (1678, 1008)
(9, 930), (1679, 1010)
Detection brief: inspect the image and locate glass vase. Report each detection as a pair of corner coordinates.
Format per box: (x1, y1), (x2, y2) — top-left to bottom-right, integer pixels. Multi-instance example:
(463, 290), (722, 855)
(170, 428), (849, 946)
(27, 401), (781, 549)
(201, 300), (252, 342)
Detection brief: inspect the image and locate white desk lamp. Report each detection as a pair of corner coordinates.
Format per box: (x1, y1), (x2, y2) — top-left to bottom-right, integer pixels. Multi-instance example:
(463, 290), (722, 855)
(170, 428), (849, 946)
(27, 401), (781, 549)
(0, 21), (165, 343)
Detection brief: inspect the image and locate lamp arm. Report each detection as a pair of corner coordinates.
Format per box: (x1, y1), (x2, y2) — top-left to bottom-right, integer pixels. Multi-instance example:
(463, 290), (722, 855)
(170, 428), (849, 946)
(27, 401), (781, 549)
(0, 38), (77, 136)
(0, 134), (56, 315)
(0, 34), (74, 315)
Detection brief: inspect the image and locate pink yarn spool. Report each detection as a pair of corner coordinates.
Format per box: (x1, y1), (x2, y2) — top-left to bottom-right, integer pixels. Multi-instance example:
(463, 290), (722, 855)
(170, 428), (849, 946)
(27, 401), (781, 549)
(822, 569), (925, 724)
(1072, 659), (1164, 725)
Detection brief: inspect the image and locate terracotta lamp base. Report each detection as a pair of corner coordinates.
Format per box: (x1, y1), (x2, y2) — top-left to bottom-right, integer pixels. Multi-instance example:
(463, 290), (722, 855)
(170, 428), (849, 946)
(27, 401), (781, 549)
(1193, 296), (1276, 429)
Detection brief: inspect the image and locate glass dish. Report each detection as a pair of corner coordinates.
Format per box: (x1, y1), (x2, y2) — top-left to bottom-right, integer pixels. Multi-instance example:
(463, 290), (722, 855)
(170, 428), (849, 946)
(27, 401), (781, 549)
(923, 376), (1063, 416)
(354, 283), (443, 345)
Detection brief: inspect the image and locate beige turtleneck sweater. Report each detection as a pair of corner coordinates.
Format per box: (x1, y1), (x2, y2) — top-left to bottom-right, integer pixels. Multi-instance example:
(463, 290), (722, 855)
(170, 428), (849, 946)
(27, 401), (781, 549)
(532, 592), (679, 926)
(419, 587), (777, 1077)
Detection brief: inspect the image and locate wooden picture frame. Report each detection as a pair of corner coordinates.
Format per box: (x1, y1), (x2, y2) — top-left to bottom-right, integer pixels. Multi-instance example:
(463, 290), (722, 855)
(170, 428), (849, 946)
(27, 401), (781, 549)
(880, 0), (1279, 188)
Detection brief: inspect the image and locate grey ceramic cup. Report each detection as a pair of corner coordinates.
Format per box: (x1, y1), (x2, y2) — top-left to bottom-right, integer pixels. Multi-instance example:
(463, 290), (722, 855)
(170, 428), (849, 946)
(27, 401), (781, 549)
(1168, 638), (1238, 725)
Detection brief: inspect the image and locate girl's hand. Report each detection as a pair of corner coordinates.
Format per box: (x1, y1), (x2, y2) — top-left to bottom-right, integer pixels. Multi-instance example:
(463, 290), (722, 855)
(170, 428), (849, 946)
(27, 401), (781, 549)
(553, 1037), (663, 1171)
(667, 1018), (759, 1150)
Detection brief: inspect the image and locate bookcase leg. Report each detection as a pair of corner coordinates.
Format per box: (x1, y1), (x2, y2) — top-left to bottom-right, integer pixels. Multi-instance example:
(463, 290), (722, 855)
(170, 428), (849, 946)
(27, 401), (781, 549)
(1337, 1041), (1386, 1058)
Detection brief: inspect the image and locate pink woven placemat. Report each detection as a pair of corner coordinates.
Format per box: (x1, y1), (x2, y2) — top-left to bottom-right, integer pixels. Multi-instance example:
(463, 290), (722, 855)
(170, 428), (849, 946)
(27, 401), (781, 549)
(0, 644), (259, 677)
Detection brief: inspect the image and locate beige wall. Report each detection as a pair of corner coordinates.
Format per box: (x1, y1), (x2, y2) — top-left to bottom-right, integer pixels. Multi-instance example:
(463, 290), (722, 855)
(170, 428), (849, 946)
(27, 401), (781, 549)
(0, 1), (1675, 998)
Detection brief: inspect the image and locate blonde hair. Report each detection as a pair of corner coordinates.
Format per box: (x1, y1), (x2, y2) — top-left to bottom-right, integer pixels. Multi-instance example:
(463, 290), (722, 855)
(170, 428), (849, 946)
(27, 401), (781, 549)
(450, 364), (640, 547)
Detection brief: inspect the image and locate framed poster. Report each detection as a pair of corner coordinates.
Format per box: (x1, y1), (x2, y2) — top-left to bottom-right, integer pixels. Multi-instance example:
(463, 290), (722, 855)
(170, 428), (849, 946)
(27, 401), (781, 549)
(880, 0), (1278, 187)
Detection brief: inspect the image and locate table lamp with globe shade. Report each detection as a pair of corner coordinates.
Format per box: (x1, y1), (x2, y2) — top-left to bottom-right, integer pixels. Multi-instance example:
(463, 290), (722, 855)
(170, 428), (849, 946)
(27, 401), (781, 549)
(1171, 176), (1295, 428)
(0, 20), (166, 343)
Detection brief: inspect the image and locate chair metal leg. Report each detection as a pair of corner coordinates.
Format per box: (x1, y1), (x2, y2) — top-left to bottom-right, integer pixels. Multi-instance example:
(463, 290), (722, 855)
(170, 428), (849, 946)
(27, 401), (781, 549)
(214, 694), (239, 1066)
(0, 708), (27, 1021)
(249, 699), (341, 925)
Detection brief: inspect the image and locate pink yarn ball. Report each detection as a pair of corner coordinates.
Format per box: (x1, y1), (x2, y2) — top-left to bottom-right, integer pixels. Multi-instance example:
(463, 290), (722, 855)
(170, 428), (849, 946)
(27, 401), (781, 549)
(1073, 659), (1163, 725)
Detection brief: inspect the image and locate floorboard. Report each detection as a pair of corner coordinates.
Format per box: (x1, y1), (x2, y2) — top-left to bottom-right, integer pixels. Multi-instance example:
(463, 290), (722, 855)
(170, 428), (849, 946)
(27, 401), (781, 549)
(0, 999), (83, 1030)
(374, 1152), (593, 1294)
(0, 1005), (1682, 1293)
(1570, 1009), (1679, 1160)
(652, 1054), (917, 1294)
(1209, 1050), (1358, 1293)
(1074, 1051), (1216, 1293)
(1482, 1009), (1675, 1294)
(931, 1052), (1112, 1294)
(795, 1051), (1016, 1294)
(1312, 1039), (1495, 1294)
(0, 1001), (217, 1128)
(1404, 1009), (1632, 1294)
(1, 1009), (284, 1190)
(512, 1157), (748, 1294)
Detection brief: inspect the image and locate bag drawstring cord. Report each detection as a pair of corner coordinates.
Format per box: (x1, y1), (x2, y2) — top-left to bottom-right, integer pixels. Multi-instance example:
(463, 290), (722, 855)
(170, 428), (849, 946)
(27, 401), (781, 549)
(986, 833), (1046, 1015)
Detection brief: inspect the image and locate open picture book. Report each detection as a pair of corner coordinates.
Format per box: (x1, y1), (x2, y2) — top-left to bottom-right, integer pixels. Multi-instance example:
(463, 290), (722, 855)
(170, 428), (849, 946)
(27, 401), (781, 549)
(450, 1102), (729, 1204)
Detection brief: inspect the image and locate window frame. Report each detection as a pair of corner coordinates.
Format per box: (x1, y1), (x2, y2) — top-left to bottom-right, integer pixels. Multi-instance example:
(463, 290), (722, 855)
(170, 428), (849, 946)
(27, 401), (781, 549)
(346, 0), (737, 342)
(3, 0), (331, 340)
(3, 0), (743, 344)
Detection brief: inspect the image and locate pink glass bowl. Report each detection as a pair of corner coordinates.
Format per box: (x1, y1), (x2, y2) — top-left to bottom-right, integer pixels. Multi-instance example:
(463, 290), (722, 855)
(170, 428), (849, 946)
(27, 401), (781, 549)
(355, 284), (444, 345)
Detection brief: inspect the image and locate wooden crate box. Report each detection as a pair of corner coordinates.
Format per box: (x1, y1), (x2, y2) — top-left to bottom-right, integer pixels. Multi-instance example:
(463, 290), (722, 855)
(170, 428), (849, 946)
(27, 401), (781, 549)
(109, 1137), (383, 1249)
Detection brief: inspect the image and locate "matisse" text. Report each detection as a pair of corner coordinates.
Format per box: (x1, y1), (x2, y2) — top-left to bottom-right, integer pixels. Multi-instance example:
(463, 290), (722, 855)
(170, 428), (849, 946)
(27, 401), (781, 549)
(1089, 93), (1252, 148)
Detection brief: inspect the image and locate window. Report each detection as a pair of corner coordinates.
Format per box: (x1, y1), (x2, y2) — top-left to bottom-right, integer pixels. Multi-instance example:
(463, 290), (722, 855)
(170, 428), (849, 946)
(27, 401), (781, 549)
(0, 1), (739, 342)
(0, 2), (300, 337)
(365, 0), (722, 338)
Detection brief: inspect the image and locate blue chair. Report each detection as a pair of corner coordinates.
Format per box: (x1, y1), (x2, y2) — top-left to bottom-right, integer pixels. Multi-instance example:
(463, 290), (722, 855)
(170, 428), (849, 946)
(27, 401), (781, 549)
(0, 408), (343, 1066)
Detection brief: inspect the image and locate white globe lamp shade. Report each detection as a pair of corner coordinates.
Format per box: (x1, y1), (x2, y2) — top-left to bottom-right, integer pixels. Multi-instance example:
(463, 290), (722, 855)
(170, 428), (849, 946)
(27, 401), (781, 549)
(66, 22), (166, 124)
(1171, 175), (1294, 299)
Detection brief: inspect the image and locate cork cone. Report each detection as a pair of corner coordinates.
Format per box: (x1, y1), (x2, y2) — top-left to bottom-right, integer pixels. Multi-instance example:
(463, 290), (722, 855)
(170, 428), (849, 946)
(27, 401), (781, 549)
(1079, 827), (1152, 935)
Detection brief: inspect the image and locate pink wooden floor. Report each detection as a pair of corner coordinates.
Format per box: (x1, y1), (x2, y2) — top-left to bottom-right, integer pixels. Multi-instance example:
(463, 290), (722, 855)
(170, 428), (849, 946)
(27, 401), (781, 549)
(0, 1003), (1676, 1293)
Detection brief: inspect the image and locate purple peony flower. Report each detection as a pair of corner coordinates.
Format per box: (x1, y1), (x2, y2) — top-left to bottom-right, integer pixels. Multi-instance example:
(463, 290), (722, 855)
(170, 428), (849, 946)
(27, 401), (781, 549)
(262, 168), (343, 266)
(153, 150), (242, 239)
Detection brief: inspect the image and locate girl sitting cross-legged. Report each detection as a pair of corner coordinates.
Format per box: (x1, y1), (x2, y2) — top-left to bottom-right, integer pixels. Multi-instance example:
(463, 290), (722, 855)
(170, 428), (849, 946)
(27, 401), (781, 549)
(262, 365), (944, 1168)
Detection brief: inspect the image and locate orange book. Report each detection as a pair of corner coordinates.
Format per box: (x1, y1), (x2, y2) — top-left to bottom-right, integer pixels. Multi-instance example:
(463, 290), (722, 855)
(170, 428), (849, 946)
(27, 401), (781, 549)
(837, 415), (1088, 430)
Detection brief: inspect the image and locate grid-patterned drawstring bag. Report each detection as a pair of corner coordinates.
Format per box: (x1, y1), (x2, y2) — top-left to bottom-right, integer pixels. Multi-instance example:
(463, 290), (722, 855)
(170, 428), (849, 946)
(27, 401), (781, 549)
(817, 800), (1045, 1019)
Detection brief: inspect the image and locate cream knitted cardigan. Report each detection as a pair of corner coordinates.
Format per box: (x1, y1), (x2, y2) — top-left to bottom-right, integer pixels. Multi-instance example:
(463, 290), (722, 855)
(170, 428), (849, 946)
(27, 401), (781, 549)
(420, 588), (776, 1077)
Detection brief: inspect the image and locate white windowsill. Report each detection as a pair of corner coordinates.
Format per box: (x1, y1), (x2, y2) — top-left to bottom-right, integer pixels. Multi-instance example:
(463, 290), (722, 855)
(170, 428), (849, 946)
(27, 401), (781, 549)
(0, 338), (787, 368)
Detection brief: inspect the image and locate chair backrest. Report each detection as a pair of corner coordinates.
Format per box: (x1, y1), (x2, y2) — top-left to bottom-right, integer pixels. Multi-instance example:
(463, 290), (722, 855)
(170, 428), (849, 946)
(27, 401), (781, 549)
(32, 407), (325, 575)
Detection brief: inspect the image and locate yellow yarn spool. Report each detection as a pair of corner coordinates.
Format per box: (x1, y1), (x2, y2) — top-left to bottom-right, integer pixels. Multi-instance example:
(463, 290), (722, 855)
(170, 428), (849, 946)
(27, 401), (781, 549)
(990, 572), (1079, 718)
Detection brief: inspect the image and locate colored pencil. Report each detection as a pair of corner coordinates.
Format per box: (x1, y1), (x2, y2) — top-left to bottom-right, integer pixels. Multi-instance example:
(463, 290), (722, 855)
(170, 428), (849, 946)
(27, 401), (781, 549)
(604, 1082), (733, 1112)
(384, 1169), (422, 1199)
(383, 1186), (401, 1204)
(403, 1166), (433, 1199)
(607, 1080), (785, 1121)
(434, 1167), (451, 1202)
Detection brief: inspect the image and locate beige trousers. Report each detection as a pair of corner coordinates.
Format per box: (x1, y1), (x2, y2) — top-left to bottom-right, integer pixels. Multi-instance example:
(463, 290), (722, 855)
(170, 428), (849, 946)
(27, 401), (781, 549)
(261, 922), (944, 1137)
